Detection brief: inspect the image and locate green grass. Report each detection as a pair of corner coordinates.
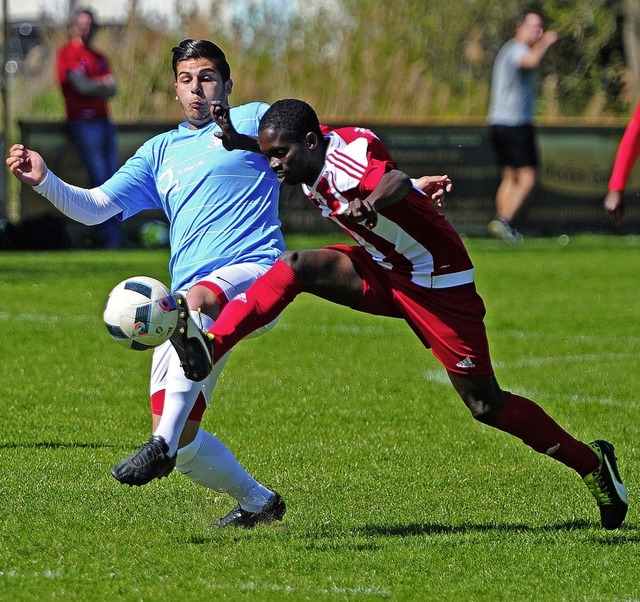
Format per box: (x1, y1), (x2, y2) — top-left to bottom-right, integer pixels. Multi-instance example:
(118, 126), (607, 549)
(1, 235), (639, 601)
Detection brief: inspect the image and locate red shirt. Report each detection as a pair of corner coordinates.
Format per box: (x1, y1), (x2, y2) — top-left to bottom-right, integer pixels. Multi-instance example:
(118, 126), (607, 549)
(56, 39), (112, 121)
(609, 102), (640, 192)
(303, 126), (474, 289)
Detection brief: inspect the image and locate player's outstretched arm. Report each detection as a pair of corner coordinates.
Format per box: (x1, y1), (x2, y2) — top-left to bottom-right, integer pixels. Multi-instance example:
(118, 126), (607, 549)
(6, 144), (47, 186)
(7, 142), (121, 225)
(211, 101), (261, 153)
(414, 175), (452, 207)
(604, 190), (625, 225)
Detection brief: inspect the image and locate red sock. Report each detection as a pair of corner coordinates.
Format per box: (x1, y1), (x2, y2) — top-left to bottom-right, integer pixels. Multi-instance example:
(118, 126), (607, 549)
(491, 392), (598, 477)
(208, 259), (302, 362)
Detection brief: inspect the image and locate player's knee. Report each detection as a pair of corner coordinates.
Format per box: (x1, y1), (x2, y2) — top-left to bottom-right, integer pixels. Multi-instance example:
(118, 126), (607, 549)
(469, 402), (500, 424)
(517, 167), (536, 188)
(186, 284), (221, 319)
(278, 250), (310, 275)
(463, 392), (504, 424)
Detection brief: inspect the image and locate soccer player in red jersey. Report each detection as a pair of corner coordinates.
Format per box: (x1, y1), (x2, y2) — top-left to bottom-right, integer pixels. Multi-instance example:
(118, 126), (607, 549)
(176, 99), (628, 530)
(604, 101), (640, 225)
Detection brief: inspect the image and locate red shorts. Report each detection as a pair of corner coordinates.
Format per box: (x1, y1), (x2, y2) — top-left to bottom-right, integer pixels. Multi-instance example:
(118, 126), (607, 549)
(329, 245), (494, 375)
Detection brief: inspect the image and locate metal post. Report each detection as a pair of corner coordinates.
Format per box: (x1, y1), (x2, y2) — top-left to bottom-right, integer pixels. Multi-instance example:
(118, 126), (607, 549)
(1, 0), (8, 221)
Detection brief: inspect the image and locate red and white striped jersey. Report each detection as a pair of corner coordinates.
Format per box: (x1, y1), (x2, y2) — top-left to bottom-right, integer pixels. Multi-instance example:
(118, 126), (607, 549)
(303, 125), (475, 289)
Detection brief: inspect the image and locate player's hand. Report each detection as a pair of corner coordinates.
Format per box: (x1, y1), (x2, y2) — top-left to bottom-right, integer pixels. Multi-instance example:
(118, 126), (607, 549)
(415, 175), (452, 207)
(5, 144), (47, 186)
(604, 190), (625, 225)
(345, 198), (378, 229)
(211, 101), (239, 150)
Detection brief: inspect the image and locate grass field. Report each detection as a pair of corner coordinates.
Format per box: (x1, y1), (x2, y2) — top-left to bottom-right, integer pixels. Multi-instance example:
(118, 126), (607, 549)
(1, 234), (638, 601)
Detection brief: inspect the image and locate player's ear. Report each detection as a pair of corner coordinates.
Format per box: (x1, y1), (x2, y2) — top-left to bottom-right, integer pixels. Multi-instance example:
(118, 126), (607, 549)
(224, 79), (233, 97)
(305, 132), (319, 149)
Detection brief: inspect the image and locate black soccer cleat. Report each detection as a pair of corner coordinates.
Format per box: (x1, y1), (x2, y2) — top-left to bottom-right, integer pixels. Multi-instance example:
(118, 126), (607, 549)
(168, 294), (213, 382)
(208, 491), (286, 528)
(583, 439), (628, 530)
(111, 435), (176, 486)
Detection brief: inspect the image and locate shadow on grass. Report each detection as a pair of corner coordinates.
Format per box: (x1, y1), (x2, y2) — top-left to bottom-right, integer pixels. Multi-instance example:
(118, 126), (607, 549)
(359, 520), (594, 536)
(350, 520), (640, 543)
(0, 441), (116, 449)
(184, 519), (640, 547)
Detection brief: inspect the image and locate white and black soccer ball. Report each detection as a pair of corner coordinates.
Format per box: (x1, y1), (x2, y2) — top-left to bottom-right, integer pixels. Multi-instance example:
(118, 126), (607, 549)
(103, 276), (178, 351)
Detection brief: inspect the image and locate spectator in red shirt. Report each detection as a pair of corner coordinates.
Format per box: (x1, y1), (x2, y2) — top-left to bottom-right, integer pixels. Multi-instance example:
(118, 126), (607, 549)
(56, 9), (123, 248)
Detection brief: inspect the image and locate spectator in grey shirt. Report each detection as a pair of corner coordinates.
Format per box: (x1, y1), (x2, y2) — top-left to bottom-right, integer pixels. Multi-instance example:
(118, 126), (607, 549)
(487, 8), (557, 244)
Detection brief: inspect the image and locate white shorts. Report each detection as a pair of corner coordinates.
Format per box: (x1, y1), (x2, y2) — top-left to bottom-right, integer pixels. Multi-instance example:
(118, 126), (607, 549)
(150, 262), (277, 408)
(178, 262), (273, 309)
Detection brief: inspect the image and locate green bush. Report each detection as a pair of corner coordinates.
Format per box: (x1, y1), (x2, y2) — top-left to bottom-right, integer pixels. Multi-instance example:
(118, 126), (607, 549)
(5, 0), (635, 127)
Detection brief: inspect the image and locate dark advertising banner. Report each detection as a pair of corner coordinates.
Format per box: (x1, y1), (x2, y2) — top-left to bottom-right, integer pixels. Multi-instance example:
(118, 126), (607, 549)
(373, 124), (640, 236)
(534, 127), (640, 234)
(18, 121), (640, 247)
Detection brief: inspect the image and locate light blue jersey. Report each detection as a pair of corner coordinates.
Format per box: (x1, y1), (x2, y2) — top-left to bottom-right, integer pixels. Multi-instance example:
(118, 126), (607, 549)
(100, 102), (284, 291)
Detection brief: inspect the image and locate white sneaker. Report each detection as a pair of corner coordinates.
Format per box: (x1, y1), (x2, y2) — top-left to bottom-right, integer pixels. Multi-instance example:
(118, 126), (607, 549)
(488, 219), (523, 244)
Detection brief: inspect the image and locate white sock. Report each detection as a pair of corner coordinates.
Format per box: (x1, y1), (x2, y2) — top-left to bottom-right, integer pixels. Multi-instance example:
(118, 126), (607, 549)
(153, 312), (227, 456)
(175, 429), (273, 512)
(152, 382), (199, 457)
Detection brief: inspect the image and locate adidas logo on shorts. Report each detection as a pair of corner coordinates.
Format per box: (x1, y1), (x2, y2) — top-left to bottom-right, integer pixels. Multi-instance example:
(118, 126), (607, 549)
(455, 356), (476, 369)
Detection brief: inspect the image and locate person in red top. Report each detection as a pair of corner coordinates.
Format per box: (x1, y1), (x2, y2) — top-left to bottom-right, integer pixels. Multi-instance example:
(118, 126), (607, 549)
(56, 9), (123, 248)
(604, 101), (640, 225)
(172, 98), (628, 530)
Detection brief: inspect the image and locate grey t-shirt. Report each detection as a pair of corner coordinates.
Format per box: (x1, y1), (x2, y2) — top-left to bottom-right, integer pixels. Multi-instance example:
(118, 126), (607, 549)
(488, 39), (537, 126)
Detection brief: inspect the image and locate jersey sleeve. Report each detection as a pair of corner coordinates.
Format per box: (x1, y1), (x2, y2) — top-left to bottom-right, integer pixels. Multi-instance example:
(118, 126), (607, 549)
(608, 102), (640, 192)
(319, 127), (396, 201)
(231, 102), (270, 137)
(358, 135), (397, 197)
(99, 146), (162, 219)
(253, 102), (270, 129)
(510, 41), (530, 70)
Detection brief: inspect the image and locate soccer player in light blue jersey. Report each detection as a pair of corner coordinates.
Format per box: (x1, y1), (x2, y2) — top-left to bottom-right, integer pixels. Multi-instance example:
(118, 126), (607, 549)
(7, 39), (286, 528)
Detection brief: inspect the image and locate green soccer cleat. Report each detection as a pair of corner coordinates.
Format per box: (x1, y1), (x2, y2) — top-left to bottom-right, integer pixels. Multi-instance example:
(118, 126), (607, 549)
(583, 439), (628, 530)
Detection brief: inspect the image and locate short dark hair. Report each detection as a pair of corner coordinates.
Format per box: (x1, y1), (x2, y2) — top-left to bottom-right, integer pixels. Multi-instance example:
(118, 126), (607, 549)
(519, 7), (545, 25)
(259, 99), (323, 142)
(171, 39), (231, 81)
(73, 8), (97, 29)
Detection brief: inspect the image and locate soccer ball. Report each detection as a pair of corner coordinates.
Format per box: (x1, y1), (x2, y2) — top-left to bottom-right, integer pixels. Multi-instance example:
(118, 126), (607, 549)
(103, 276), (178, 351)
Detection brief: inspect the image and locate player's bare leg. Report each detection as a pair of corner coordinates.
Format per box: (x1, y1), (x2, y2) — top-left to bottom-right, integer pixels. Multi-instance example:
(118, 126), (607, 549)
(447, 370), (628, 529)
(498, 166), (535, 220)
(489, 166), (535, 243)
(203, 249), (363, 364)
(281, 248), (364, 306)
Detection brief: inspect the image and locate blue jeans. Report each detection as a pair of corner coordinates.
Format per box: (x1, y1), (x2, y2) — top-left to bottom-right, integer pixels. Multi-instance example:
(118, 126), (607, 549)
(67, 118), (124, 248)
